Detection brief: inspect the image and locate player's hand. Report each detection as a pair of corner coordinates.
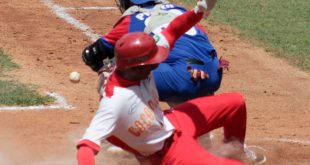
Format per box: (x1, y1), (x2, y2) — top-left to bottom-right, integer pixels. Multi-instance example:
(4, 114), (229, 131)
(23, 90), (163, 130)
(187, 65), (209, 81)
(218, 56), (229, 71)
(194, 0), (217, 16)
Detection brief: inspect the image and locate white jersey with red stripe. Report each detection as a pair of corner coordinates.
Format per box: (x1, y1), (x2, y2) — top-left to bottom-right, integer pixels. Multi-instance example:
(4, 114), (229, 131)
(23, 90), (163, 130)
(79, 9), (204, 156)
(80, 73), (174, 156)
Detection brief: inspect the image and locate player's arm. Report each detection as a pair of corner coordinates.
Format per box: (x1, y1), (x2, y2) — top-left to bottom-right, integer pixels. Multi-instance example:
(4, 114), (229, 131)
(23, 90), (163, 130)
(160, 0), (212, 49)
(76, 102), (118, 165)
(82, 16), (130, 72)
(77, 140), (100, 165)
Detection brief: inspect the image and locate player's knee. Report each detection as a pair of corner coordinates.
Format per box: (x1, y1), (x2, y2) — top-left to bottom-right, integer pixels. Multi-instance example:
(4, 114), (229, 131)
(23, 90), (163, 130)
(229, 93), (246, 112)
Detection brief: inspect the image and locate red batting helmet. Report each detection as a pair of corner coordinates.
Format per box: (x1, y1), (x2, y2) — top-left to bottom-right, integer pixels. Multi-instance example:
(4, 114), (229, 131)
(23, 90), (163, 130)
(115, 32), (168, 70)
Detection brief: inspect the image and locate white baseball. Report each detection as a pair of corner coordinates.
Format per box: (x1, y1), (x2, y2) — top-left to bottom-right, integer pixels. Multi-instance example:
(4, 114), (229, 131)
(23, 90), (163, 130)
(69, 71), (80, 83)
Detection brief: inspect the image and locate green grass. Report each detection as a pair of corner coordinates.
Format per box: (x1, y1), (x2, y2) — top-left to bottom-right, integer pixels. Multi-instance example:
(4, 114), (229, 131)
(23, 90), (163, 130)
(0, 80), (54, 106)
(0, 49), (19, 74)
(0, 49), (55, 106)
(180, 0), (310, 71)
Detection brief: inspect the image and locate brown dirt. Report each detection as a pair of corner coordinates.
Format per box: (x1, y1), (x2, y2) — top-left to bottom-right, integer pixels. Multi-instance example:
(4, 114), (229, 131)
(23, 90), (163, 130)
(0, 0), (309, 164)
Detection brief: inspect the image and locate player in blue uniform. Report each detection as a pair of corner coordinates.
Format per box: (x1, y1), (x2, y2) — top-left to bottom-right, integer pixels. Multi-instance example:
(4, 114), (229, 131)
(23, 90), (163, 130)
(82, 0), (228, 105)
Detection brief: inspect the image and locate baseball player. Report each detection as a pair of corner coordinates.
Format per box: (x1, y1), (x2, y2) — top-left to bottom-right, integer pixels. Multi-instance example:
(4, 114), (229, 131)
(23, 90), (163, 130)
(82, 0), (229, 105)
(77, 3), (247, 164)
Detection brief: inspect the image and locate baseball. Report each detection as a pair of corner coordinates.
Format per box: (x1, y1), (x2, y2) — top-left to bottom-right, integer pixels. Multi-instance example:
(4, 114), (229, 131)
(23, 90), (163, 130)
(69, 71), (80, 83)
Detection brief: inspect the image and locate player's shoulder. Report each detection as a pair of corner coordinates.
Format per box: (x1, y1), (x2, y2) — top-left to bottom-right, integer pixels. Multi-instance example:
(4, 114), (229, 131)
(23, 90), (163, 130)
(100, 86), (139, 112)
(158, 3), (187, 12)
(113, 15), (131, 28)
(114, 86), (138, 98)
(104, 85), (137, 99)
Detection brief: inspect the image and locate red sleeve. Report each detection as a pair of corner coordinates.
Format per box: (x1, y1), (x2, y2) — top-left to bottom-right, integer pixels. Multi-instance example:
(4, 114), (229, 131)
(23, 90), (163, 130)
(161, 10), (203, 49)
(103, 16), (130, 45)
(77, 146), (95, 165)
(76, 139), (101, 165)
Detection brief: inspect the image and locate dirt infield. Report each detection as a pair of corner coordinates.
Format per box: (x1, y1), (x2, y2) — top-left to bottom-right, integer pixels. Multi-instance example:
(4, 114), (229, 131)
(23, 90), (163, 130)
(0, 0), (309, 164)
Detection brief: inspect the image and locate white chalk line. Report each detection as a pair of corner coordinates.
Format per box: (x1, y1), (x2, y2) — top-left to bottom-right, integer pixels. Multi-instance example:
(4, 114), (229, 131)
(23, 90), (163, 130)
(248, 137), (310, 145)
(1, 0), (87, 111)
(43, 0), (99, 42)
(65, 6), (117, 10)
(246, 145), (267, 152)
(0, 92), (74, 111)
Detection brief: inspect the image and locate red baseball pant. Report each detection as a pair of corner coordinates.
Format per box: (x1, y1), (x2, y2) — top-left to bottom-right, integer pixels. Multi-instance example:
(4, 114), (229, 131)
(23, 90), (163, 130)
(162, 92), (247, 165)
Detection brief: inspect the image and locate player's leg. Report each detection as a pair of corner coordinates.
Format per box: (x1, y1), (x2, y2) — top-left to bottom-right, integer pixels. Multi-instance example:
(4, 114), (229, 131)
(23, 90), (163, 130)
(165, 92), (247, 144)
(161, 135), (245, 165)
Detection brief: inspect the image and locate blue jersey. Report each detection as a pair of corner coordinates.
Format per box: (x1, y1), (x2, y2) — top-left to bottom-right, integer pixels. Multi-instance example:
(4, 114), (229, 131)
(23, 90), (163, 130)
(101, 3), (222, 103)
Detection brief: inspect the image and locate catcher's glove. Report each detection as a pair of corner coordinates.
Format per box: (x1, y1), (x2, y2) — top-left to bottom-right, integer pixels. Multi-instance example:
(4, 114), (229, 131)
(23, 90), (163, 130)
(82, 39), (114, 72)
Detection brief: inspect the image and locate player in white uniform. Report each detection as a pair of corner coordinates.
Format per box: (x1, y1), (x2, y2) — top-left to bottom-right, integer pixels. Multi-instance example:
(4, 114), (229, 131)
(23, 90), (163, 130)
(77, 1), (249, 164)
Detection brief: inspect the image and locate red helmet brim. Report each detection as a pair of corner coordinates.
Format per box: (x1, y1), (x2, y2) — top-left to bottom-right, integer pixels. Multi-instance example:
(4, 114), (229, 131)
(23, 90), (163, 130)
(140, 46), (169, 66)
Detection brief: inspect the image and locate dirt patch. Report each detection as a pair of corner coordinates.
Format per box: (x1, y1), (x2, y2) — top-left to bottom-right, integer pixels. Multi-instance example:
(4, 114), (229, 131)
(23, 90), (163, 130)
(0, 0), (309, 164)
